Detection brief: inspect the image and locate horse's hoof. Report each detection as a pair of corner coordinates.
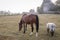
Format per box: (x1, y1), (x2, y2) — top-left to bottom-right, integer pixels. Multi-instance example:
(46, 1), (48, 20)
(36, 33), (38, 37)
(36, 35), (38, 37)
(29, 32), (33, 36)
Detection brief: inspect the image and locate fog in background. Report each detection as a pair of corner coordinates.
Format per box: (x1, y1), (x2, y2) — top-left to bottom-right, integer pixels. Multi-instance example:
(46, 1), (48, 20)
(0, 0), (57, 13)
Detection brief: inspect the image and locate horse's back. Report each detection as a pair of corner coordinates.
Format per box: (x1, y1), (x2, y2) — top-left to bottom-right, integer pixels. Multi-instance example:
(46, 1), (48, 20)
(47, 23), (56, 31)
(22, 14), (37, 24)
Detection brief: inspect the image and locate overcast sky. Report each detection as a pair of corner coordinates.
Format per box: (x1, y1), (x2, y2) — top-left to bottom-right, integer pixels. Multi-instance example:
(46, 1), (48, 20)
(0, 0), (57, 13)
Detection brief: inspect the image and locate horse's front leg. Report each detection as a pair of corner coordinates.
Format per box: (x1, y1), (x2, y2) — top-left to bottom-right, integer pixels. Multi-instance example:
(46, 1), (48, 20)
(26, 24), (27, 31)
(47, 28), (49, 33)
(30, 24), (34, 35)
(23, 23), (26, 33)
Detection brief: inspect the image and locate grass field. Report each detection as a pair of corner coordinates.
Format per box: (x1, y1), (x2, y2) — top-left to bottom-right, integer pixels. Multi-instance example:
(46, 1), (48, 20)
(0, 14), (60, 40)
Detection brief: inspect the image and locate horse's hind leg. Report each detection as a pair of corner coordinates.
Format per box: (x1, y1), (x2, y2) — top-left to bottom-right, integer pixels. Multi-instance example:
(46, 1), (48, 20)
(50, 31), (54, 37)
(30, 24), (34, 35)
(36, 24), (39, 37)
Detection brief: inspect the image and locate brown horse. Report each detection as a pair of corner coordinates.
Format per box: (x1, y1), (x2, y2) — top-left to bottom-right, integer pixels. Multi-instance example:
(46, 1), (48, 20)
(19, 14), (39, 37)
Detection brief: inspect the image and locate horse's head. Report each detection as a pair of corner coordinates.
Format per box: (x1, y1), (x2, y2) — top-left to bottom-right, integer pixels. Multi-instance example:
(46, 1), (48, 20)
(19, 20), (22, 31)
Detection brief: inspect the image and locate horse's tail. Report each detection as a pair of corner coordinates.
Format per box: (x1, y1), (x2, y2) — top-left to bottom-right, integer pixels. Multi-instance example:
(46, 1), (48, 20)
(35, 15), (39, 32)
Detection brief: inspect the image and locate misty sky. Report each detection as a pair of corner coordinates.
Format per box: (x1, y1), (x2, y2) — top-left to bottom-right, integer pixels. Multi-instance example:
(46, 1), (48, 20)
(0, 0), (57, 13)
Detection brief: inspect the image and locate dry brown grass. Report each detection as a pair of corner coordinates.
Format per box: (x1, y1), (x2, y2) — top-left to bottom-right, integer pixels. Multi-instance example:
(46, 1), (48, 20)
(0, 14), (60, 40)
